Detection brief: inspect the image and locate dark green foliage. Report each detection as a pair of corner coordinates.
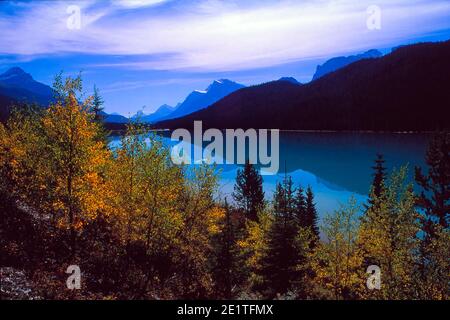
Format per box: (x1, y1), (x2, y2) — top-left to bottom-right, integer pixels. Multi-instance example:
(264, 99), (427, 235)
(259, 176), (299, 297)
(157, 41), (450, 131)
(369, 153), (387, 206)
(415, 132), (450, 233)
(212, 200), (240, 299)
(232, 161), (265, 222)
(304, 186), (320, 241)
(92, 85), (105, 122)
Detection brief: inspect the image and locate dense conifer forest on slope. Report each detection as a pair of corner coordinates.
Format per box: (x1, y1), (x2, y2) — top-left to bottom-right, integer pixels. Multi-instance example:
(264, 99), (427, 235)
(156, 41), (450, 131)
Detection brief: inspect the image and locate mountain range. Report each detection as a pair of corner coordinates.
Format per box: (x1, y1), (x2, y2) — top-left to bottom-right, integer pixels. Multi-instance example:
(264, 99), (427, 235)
(2, 41), (448, 132)
(312, 49), (383, 80)
(155, 41), (450, 131)
(0, 67), (54, 105)
(0, 67), (128, 125)
(155, 79), (245, 122)
(0, 67), (54, 121)
(132, 104), (176, 123)
(0, 46), (381, 126)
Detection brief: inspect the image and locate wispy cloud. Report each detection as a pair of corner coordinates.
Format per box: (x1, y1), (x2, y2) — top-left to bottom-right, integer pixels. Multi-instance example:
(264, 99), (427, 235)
(112, 0), (172, 9)
(1, 0), (449, 72)
(100, 76), (214, 93)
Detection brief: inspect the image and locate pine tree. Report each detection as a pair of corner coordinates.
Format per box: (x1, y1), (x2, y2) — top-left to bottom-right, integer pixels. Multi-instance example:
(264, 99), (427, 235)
(366, 153), (387, 209)
(414, 132), (450, 299)
(213, 199), (238, 299)
(294, 186), (307, 227)
(305, 186), (320, 242)
(415, 132), (449, 234)
(233, 160), (265, 222)
(91, 85), (109, 144)
(92, 85), (105, 122)
(369, 153), (386, 201)
(259, 176), (300, 297)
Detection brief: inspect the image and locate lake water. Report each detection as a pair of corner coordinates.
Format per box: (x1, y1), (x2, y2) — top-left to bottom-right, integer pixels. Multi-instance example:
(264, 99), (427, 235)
(109, 132), (431, 219)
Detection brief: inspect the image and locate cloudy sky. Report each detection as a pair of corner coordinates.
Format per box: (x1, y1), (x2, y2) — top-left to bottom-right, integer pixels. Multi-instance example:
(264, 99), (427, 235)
(1, 0), (449, 115)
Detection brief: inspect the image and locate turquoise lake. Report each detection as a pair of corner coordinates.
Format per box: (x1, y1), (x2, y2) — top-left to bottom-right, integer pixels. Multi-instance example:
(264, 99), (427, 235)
(109, 132), (431, 219)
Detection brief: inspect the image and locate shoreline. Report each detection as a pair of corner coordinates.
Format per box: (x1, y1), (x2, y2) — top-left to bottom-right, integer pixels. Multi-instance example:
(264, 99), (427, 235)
(108, 127), (441, 136)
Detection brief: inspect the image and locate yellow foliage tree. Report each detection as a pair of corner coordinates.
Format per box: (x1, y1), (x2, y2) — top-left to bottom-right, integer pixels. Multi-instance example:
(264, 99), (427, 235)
(1, 74), (112, 256)
(358, 167), (420, 299)
(109, 125), (223, 297)
(237, 209), (274, 290)
(312, 197), (365, 299)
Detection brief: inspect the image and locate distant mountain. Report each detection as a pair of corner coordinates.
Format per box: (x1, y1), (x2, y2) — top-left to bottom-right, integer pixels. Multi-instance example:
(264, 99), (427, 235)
(157, 79), (245, 121)
(0, 67), (55, 121)
(312, 49), (382, 81)
(136, 104), (176, 123)
(278, 77), (301, 85)
(100, 111), (129, 124)
(155, 41), (450, 132)
(0, 67), (54, 105)
(0, 67), (130, 127)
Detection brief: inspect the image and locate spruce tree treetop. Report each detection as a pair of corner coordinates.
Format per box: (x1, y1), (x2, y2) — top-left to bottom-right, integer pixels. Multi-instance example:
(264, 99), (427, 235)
(92, 85), (105, 122)
(367, 153), (387, 209)
(232, 160), (265, 222)
(305, 186), (320, 240)
(415, 132), (450, 233)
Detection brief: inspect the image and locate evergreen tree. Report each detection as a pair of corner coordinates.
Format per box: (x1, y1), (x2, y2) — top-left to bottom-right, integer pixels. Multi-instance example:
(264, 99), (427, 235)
(212, 199), (238, 299)
(92, 85), (105, 122)
(415, 132), (449, 234)
(91, 85), (109, 144)
(294, 186), (307, 226)
(365, 153), (387, 210)
(414, 132), (450, 299)
(233, 160), (265, 222)
(259, 176), (299, 297)
(305, 186), (320, 241)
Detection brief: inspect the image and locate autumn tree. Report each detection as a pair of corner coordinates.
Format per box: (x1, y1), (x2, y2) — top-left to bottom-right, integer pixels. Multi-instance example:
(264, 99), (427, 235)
(42, 74), (112, 255)
(212, 199), (240, 299)
(0, 107), (44, 207)
(313, 197), (364, 299)
(233, 161), (265, 222)
(173, 164), (224, 298)
(107, 122), (225, 298)
(358, 167), (420, 299)
(237, 208), (273, 298)
(0, 74), (111, 257)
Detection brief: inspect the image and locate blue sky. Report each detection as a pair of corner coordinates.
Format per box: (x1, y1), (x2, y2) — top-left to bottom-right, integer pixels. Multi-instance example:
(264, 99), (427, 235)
(1, 0), (449, 115)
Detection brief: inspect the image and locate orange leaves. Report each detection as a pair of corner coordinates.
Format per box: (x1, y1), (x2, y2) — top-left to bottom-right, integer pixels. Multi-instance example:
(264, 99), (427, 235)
(0, 76), (112, 241)
(205, 206), (225, 235)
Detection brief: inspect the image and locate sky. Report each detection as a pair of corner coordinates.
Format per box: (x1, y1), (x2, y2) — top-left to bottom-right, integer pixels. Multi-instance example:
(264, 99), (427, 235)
(0, 0), (449, 115)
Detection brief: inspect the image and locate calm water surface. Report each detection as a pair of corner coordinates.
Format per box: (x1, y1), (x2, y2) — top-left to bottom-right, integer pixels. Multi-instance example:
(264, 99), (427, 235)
(109, 132), (431, 219)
